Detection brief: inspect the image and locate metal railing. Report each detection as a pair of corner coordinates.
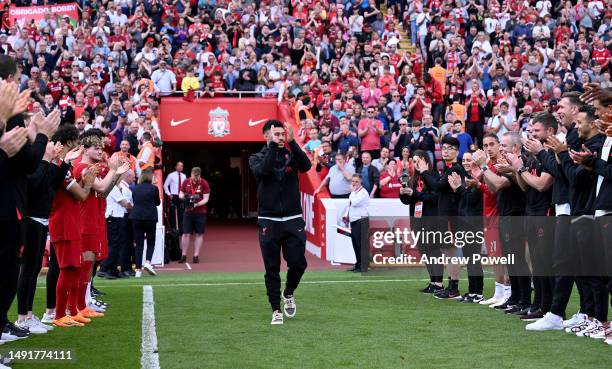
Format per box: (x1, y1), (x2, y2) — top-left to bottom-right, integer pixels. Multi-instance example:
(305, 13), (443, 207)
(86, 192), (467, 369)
(159, 90), (277, 99)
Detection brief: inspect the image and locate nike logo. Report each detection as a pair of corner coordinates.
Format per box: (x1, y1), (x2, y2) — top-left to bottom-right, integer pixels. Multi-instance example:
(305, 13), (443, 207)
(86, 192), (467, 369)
(297, 228), (304, 232)
(248, 119), (268, 127)
(170, 118), (191, 127)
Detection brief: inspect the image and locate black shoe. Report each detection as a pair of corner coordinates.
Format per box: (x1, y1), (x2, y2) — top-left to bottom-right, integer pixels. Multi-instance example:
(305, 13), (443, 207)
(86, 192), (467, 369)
(193, 256), (199, 264)
(128, 269), (136, 276)
(509, 305), (532, 315)
(434, 289), (460, 299)
(457, 293), (473, 302)
(178, 255), (187, 264)
(494, 302), (512, 310)
(520, 309), (545, 321)
(504, 304), (526, 314)
(97, 271), (117, 280)
(112, 271), (126, 279)
(5, 323), (29, 339)
(420, 283), (437, 293)
(120, 271), (132, 278)
(347, 266), (357, 272)
(91, 287), (105, 296)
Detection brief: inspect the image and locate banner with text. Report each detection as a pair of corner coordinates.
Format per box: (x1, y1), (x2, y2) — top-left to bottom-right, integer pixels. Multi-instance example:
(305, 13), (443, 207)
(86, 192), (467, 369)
(9, 3), (79, 27)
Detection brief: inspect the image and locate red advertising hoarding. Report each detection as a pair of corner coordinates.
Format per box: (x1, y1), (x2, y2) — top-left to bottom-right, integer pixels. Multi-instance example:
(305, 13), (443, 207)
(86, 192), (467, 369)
(8, 3), (79, 27)
(159, 98), (280, 142)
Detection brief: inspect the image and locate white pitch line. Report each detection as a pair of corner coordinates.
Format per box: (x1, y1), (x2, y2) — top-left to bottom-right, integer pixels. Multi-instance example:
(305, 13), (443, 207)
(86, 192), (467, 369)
(81, 277), (490, 289)
(141, 285), (160, 369)
(185, 263), (192, 270)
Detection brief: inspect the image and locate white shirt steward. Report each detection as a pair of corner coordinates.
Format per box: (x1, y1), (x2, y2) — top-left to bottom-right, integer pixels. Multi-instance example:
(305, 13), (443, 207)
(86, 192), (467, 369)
(101, 181), (132, 276)
(248, 139), (312, 312)
(347, 187), (370, 271)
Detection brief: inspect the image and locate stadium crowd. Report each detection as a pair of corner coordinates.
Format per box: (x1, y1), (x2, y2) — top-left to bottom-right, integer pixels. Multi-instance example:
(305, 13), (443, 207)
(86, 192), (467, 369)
(0, 0), (612, 365)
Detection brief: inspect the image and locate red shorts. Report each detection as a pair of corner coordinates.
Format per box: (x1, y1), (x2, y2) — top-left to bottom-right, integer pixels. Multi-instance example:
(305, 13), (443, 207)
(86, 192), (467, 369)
(82, 234), (102, 257)
(53, 240), (82, 269)
(97, 228), (108, 261)
(484, 216), (502, 257)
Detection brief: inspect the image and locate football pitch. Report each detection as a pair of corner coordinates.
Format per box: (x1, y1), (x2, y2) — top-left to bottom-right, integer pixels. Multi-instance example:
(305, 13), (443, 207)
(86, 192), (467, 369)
(5, 270), (610, 369)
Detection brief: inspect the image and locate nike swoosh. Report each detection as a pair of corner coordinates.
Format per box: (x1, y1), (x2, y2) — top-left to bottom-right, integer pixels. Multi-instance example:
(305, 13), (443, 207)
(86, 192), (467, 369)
(248, 119), (268, 127)
(170, 118), (191, 127)
(297, 228), (304, 232)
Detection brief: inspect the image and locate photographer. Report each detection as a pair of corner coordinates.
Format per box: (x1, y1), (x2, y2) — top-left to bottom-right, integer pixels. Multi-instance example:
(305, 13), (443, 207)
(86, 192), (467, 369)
(399, 150), (442, 294)
(179, 167), (210, 264)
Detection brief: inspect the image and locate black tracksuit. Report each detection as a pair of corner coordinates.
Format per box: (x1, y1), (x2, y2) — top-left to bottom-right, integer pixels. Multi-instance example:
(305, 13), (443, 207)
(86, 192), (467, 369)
(585, 139), (612, 305)
(249, 140), (312, 311)
(559, 133), (606, 322)
(0, 115), (48, 333)
(400, 171), (441, 283)
(420, 162), (465, 291)
(497, 171), (529, 306)
(522, 155), (555, 313)
(18, 160), (70, 315)
(455, 178), (484, 294)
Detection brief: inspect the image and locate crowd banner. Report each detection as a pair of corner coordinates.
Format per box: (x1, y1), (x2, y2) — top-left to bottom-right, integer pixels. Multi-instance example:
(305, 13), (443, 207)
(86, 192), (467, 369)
(8, 3), (79, 27)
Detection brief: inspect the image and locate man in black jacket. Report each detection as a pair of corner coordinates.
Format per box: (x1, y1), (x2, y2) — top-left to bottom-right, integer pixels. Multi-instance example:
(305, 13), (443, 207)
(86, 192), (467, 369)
(415, 136), (466, 299)
(0, 55), (61, 340)
(534, 105), (607, 332)
(249, 120), (312, 325)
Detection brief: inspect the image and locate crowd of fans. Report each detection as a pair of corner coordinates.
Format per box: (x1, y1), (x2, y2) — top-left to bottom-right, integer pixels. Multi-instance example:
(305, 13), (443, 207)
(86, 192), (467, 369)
(0, 0), (611, 365)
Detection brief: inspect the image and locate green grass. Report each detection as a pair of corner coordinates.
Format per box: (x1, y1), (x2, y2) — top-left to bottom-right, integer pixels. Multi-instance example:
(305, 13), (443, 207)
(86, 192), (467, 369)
(4, 270), (611, 369)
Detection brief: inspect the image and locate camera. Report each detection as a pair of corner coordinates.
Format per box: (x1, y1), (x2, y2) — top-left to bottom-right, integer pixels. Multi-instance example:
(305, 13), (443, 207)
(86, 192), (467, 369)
(184, 193), (201, 210)
(400, 170), (410, 188)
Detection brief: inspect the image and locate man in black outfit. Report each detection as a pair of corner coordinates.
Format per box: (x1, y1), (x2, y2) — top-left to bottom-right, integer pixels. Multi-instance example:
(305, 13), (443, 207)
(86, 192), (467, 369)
(511, 112), (556, 320)
(0, 54), (60, 341)
(548, 105), (607, 330)
(415, 136), (466, 299)
(524, 92), (587, 330)
(249, 120), (312, 325)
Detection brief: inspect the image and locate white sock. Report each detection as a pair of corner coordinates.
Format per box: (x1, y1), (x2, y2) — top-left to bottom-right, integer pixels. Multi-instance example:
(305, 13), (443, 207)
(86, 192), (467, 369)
(85, 282), (92, 305)
(494, 282), (504, 299)
(503, 285), (511, 299)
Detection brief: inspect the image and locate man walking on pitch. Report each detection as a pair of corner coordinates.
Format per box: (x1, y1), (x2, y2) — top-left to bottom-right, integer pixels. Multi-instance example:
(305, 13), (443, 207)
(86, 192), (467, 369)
(249, 120), (312, 325)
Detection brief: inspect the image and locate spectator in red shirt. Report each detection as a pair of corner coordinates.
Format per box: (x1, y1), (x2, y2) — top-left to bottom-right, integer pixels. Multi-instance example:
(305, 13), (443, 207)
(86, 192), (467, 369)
(178, 167), (210, 264)
(379, 159), (402, 198)
(358, 106), (385, 159)
(408, 85), (432, 123)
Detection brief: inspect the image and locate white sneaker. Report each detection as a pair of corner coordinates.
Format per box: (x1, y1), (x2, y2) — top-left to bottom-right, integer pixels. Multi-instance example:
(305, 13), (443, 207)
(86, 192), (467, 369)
(14, 319), (46, 335)
(143, 263), (156, 276)
(0, 332), (18, 342)
(271, 310), (284, 325)
(41, 313), (55, 324)
(88, 303), (106, 313)
(0, 362), (10, 369)
(282, 293), (296, 318)
(489, 297), (509, 309)
(587, 323), (610, 340)
(604, 336), (612, 345)
(480, 296), (502, 305)
(31, 316), (53, 331)
(526, 312), (564, 331)
(576, 319), (602, 337)
(135, 270), (142, 278)
(563, 312), (588, 328)
(566, 315), (590, 333)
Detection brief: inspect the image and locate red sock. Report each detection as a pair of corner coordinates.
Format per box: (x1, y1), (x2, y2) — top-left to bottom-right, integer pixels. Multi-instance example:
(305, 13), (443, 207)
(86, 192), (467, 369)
(56, 267), (78, 320)
(77, 261), (93, 311)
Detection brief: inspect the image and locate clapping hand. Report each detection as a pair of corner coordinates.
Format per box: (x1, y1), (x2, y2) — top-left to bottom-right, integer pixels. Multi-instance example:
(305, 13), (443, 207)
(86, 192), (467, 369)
(448, 172), (462, 191)
(569, 144), (594, 166)
(545, 135), (568, 154)
(0, 126), (29, 158)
